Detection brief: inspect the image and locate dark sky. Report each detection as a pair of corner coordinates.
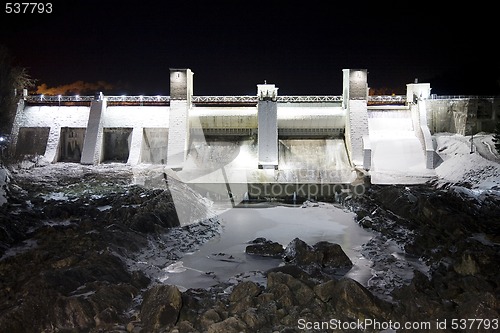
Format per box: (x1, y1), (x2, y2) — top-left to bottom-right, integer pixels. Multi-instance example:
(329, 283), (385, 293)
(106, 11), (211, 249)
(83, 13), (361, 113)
(1, 0), (498, 95)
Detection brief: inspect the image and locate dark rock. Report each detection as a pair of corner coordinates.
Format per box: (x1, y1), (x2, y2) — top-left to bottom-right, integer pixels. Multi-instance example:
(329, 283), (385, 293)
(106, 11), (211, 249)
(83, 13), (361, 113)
(229, 280), (262, 303)
(267, 272), (315, 307)
(246, 238), (284, 258)
(241, 307), (265, 330)
(331, 277), (391, 321)
(453, 252), (480, 276)
(176, 320), (201, 333)
(266, 265), (314, 286)
(94, 306), (120, 329)
(140, 284), (182, 332)
(207, 316), (247, 333)
(199, 308), (222, 330)
(282, 238), (352, 280)
(283, 238), (317, 265)
(313, 241), (353, 268)
(229, 280), (261, 314)
(313, 279), (337, 302)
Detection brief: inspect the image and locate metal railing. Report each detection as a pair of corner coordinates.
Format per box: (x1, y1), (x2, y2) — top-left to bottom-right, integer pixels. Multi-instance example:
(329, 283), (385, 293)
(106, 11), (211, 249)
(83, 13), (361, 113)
(368, 95), (405, 103)
(25, 94), (498, 105)
(24, 94), (344, 104)
(192, 96), (257, 103)
(106, 95), (170, 103)
(277, 95), (342, 103)
(430, 95), (497, 100)
(24, 95), (95, 103)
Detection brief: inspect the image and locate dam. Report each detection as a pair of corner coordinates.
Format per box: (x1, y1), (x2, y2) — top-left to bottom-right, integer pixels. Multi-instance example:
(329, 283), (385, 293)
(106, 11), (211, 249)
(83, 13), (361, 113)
(9, 68), (500, 199)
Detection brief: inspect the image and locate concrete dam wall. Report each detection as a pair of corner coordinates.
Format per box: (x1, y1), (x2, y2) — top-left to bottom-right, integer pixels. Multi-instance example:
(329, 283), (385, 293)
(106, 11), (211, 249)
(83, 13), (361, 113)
(9, 68), (499, 187)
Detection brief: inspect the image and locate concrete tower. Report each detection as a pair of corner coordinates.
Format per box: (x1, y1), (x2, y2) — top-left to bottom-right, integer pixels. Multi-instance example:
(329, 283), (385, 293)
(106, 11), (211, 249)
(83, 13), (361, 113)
(167, 68), (193, 169)
(257, 83), (279, 169)
(343, 69), (369, 167)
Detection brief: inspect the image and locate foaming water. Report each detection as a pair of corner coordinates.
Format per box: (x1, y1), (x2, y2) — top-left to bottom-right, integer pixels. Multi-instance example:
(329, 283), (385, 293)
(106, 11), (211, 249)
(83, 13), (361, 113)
(178, 137), (356, 184)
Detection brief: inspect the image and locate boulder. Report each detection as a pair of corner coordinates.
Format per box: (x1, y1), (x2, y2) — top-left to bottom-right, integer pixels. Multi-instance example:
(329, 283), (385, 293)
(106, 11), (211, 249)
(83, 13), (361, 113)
(229, 281), (261, 314)
(313, 241), (353, 268)
(331, 278), (390, 321)
(229, 280), (261, 303)
(313, 279), (337, 302)
(267, 272), (315, 307)
(140, 284), (182, 332)
(207, 316), (247, 333)
(283, 238), (317, 265)
(283, 238), (352, 272)
(453, 252), (480, 276)
(245, 238), (284, 258)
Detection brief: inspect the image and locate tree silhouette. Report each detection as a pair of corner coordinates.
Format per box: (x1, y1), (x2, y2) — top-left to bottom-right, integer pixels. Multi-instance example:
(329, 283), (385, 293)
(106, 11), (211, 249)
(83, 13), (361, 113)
(0, 45), (35, 133)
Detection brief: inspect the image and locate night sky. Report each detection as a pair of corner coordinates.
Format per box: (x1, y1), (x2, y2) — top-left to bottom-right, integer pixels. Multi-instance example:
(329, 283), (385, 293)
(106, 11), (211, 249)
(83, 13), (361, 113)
(1, 0), (498, 96)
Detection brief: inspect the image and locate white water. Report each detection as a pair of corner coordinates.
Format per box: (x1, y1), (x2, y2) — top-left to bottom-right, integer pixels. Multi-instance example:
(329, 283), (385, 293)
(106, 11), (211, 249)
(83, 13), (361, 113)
(368, 110), (433, 184)
(160, 202), (374, 290)
(177, 138), (356, 184)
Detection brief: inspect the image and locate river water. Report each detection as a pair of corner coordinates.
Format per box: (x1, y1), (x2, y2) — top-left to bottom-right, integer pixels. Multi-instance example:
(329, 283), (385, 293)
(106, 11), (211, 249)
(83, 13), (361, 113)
(160, 202), (375, 291)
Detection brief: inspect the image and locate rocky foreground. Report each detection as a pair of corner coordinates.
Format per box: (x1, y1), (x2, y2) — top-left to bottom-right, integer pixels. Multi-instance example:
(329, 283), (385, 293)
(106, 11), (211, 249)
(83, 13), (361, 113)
(0, 164), (499, 332)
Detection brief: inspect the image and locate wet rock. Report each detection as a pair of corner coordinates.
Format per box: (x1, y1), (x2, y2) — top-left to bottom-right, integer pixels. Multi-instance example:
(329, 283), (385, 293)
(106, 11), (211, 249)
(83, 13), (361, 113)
(313, 279), (337, 302)
(266, 265), (315, 286)
(331, 277), (391, 321)
(199, 309), (222, 330)
(453, 252), (480, 275)
(176, 320), (200, 333)
(229, 280), (262, 314)
(52, 295), (96, 329)
(229, 280), (262, 303)
(207, 316), (247, 333)
(245, 237), (284, 258)
(178, 287), (228, 327)
(94, 306), (120, 330)
(283, 238), (317, 265)
(282, 238), (352, 279)
(140, 284), (182, 332)
(456, 292), (499, 328)
(267, 272), (315, 307)
(313, 241), (353, 268)
(241, 308), (267, 330)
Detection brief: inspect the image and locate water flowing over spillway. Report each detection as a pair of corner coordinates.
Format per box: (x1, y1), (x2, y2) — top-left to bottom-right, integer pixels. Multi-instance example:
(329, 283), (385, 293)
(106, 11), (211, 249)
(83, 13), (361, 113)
(178, 136), (356, 185)
(368, 109), (434, 184)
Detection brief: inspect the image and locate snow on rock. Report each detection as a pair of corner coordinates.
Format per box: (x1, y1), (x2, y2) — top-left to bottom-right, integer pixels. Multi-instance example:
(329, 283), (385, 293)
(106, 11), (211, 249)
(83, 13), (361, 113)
(0, 167), (9, 206)
(434, 133), (500, 190)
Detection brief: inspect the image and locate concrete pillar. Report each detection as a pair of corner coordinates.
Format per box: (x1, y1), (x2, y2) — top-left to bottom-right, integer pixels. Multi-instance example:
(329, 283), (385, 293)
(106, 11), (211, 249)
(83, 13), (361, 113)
(406, 83), (431, 104)
(126, 127), (143, 165)
(167, 68), (193, 169)
(80, 99), (106, 165)
(9, 99), (26, 156)
(257, 83), (278, 169)
(343, 69), (369, 167)
(407, 83), (435, 169)
(43, 126), (61, 163)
